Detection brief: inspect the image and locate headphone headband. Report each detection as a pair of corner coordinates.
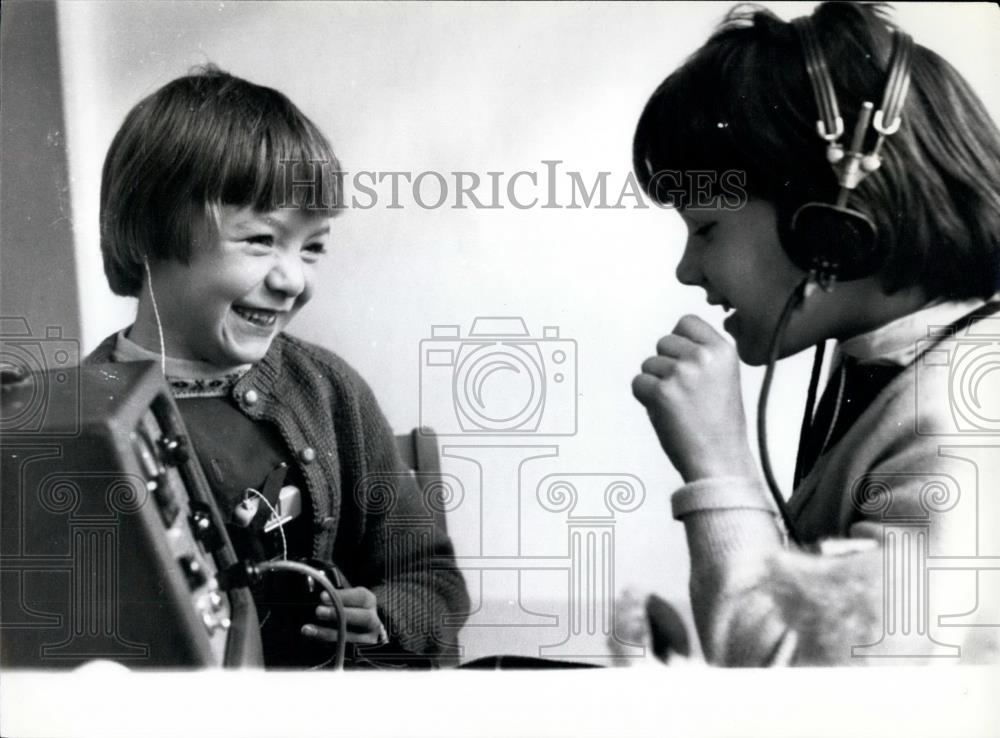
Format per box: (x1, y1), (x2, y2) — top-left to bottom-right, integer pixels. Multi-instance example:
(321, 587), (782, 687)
(793, 16), (913, 190)
(793, 17), (843, 141)
(786, 15), (915, 285)
(874, 30), (914, 136)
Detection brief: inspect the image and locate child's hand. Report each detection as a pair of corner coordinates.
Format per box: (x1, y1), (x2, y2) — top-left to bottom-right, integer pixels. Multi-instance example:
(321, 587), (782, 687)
(301, 586), (386, 645)
(632, 315), (757, 483)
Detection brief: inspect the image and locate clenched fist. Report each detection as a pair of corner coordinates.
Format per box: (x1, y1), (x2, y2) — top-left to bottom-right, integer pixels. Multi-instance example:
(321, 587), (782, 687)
(632, 315), (757, 483)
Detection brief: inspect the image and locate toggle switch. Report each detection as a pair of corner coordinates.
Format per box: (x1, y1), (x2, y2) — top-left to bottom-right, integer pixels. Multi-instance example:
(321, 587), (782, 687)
(178, 555), (206, 590)
(157, 434), (189, 466)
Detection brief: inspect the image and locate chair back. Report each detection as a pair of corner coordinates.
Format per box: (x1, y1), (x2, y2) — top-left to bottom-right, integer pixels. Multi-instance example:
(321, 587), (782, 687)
(394, 427), (448, 532)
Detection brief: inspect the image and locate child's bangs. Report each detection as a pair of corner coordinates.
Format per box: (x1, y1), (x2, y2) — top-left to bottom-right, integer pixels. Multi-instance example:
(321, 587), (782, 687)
(216, 111), (343, 217)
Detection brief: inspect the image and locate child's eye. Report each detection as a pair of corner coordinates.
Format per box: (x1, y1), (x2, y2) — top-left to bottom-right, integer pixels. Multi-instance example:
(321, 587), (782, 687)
(303, 242), (327, 257)
(693, 222), (716, 238)
(245, 234), (274, 246)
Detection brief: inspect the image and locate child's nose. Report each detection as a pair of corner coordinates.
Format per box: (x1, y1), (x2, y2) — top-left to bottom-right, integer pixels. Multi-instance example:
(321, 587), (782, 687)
(265, 252), (306, 297)
(675, 241), (702, 286)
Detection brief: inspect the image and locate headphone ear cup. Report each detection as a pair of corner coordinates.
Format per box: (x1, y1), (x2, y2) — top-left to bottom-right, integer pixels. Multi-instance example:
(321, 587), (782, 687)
(787, 203), (882, 281)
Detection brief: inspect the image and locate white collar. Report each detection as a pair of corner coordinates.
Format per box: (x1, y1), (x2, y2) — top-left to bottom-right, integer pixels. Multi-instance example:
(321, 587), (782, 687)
(837, 295), (996, 366)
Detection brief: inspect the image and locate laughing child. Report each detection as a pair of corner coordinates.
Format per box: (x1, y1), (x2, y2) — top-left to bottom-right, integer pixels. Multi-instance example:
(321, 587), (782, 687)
(86, 66), (469, 667)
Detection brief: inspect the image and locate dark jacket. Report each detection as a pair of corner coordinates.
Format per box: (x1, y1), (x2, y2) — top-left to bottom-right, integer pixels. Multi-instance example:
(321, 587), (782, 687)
(86, 330), (469, 659)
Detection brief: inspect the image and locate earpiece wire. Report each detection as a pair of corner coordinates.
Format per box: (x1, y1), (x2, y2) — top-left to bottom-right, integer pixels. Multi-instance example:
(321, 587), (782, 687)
(143, 258), (167, 380)
(242, 487), (289, 561)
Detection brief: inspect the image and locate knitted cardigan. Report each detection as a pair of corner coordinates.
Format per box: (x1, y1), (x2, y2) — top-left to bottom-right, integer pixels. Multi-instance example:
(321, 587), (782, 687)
(672, 298), (1000, 666)
(86, 331), (470, 658)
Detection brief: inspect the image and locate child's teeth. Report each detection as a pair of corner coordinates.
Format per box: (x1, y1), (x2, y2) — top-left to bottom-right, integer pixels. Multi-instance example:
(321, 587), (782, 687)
(235, 307), (276, 326)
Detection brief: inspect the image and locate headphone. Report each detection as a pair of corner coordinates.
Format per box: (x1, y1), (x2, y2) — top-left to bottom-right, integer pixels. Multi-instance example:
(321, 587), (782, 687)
(756, 17), (916, 545)
(783, 16), (914, 287)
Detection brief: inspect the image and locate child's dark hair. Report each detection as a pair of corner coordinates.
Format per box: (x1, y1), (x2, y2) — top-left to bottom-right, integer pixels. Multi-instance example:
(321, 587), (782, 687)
(101, 65), (342, 297)
(633, 2), (1000, 300)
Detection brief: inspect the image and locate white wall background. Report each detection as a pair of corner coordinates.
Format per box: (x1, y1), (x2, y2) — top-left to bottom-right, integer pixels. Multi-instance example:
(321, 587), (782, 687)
(56, 0), (1000, 660)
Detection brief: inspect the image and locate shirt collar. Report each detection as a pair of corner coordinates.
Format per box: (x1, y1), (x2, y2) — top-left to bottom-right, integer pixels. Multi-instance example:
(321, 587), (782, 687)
(837, 295), (996, 366)
(112, 329), (251, 398)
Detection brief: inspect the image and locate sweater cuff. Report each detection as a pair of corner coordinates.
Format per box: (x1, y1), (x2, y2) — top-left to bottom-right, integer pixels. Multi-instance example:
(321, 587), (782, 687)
(671, 476), (777, 520)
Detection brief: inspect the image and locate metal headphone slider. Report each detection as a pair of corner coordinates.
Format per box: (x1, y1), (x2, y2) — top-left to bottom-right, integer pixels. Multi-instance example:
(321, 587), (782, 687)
(818, 118), (845, 164)
(864, 108), (902, 174)
(872, 109), (902, 137)
(834, 102), (875, 193)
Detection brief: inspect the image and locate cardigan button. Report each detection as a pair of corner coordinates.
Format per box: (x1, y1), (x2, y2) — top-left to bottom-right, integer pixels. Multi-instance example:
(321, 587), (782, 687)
(320, 516), (336, 531)
(243, 389), (259, 405)
(299, 446), (316, 464)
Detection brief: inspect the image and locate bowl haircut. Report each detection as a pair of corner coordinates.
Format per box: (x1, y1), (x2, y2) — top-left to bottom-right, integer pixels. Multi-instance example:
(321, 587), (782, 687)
(633, 2), (1000, 300)
(100, 65), (343, 297)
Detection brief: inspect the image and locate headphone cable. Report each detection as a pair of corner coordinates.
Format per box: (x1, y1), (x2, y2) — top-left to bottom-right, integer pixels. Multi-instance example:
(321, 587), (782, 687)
(254, 559), (348, 670)
(792, 341), (827, 488)
(756, 276), (814, 547)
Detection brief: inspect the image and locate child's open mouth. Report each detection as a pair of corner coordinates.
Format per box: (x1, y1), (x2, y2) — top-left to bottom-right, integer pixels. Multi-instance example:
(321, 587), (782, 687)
(233, 305), (278, 327)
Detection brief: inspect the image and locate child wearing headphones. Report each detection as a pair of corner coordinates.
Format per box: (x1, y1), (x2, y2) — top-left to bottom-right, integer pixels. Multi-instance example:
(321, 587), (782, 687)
(85, 66), (469, 667)
(631, 2), (1000, 665)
